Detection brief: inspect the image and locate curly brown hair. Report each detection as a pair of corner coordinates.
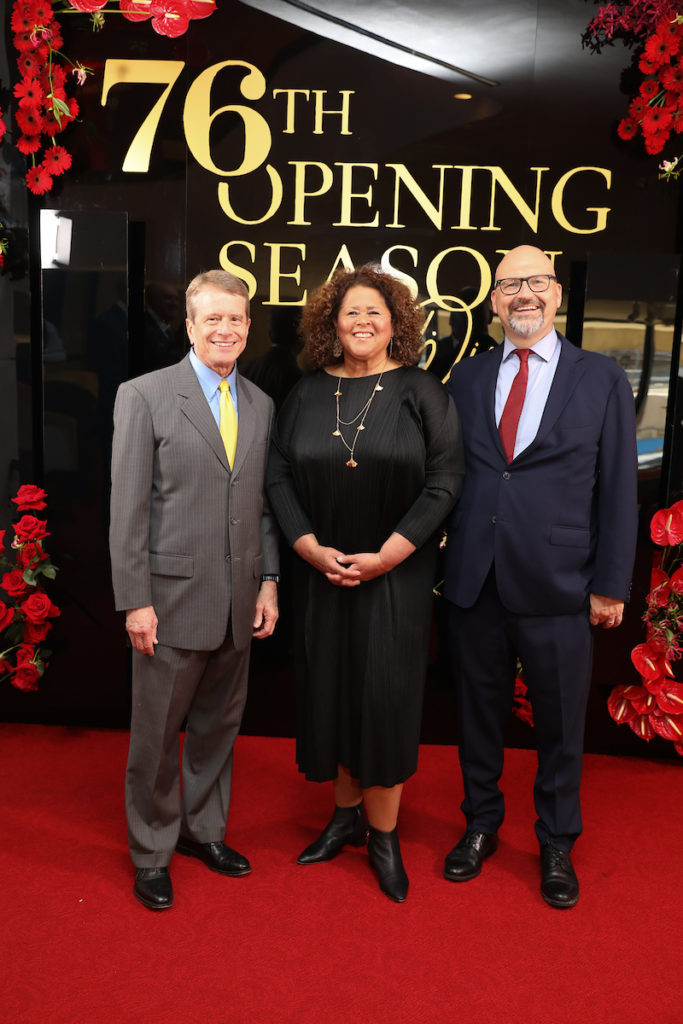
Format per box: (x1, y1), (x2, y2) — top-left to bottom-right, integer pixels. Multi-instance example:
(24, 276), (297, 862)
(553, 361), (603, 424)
(301, 266), (424, 369)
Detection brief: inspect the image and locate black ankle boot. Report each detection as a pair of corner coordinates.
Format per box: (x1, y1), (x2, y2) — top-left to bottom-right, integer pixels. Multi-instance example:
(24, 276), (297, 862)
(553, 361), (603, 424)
(368, 826), (409, 903)
(297, 803), (368, 865)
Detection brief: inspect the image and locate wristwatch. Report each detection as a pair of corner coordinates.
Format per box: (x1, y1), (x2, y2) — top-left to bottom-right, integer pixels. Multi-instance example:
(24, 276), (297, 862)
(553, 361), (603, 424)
(260, 574), (280, 585)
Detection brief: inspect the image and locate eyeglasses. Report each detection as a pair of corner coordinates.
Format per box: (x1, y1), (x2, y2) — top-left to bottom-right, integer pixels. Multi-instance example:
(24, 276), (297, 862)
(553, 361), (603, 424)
(494, 274), (557, 295)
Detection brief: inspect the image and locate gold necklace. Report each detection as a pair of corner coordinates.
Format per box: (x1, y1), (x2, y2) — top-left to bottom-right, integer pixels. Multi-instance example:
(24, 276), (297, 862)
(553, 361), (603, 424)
(333, 365), (387, 468)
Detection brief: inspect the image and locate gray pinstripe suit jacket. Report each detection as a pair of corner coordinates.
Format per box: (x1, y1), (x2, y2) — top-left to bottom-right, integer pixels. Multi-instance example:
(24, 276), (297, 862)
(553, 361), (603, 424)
(109, 353), (279, 652)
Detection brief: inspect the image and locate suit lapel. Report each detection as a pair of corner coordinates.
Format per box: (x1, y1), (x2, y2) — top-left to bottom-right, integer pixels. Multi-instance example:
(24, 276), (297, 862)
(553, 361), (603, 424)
(175, 355), (231, 473)
(481, 345), (506, 459)
(232, 372), (256, 476)
(516, 334), (586, 461)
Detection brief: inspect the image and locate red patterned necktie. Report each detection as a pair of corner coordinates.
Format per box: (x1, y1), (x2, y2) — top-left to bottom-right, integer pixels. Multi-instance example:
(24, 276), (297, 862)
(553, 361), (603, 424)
(498, 348), (530, 463)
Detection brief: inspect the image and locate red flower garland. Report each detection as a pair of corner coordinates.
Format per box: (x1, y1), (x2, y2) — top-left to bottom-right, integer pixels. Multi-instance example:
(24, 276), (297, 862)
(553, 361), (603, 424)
(584, 2), (683, 177)
(8, 0), (217, 195)
(0, 485), (60, 693)
(608, 499), (683, 755)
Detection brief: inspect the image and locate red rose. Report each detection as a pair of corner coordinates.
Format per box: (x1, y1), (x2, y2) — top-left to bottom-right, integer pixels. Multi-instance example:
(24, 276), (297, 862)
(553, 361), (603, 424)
(15, 643), (37, 666)
(23, 620), (51, 644)
(15, 542), (47, 569)
(10, 664), (41, 692)
(14, 515), (49, 543)
(20, 591), (60, 625)
(2, 569), (28, 598)
(12, 485), (47, 512)
(0, 528), (4, 553)
(0, 600), (15, 632)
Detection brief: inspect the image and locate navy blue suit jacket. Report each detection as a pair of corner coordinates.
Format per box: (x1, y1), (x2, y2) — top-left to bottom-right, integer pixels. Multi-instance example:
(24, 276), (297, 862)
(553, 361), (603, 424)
(444, 334), (638, 615)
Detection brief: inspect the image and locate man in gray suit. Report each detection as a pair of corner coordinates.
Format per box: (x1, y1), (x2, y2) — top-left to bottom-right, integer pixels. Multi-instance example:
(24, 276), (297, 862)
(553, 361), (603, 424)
(110, 270), (279, 910)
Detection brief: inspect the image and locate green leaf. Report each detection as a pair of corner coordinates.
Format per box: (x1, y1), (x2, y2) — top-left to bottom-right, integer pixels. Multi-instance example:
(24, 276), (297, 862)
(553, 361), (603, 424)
(40, 565), (57, 580)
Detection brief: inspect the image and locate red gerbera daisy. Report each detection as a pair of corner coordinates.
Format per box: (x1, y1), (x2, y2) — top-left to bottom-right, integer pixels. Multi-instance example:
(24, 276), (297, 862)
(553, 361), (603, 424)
(42, 145), (72, 176)
(629, 96), (648, 119)
(661, 62), (683, 92)
(617, 116), (638, 140)
(645, 30), (679, 64)
(26, 165), (53, 195)
(32, 0), (56, 22)
(642, 106), (673, 134)
(16, 134), (41, 155)
(14, 77), (44, 109)
(10, 7), (35, 33)
(15, 105), (45, 135)
(13, 29), (37, 52)
(639, 53), (659, 74)
(645, 128), (670, 153)
(640, 78), (660, 100)
(17, 51), (42, 77)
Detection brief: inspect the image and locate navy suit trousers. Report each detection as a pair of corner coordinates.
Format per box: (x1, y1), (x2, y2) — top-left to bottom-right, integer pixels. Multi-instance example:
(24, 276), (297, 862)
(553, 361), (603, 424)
(447, 569), (593, 851)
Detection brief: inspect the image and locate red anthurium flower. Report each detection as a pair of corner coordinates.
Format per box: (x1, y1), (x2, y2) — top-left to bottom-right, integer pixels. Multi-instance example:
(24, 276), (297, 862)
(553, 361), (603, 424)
(649, 712), (683, 742)
(670, 567), (683, 594)
(187, 0), (216, 18)
(651, 504), (683, 545)
(628, 714), (656, 740)
(631, 642), (671, 679)
(151, 0), (190, 37)
(626, 684), (657, 714)
(26, 166), (53, 195)
(42, 145), (72, 176)
(607, 685), (639, 724)
(14, 77), (44, 110)
(120, 0), (153, 20)
(675, 740), (683, 755)
(618, 117), (638, 140)
(68, 0), (108, 10)
(655, 683), (683, 714)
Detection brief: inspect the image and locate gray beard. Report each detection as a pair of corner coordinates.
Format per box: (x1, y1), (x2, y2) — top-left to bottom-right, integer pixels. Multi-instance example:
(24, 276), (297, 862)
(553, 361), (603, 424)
(509, 308), (543, 336)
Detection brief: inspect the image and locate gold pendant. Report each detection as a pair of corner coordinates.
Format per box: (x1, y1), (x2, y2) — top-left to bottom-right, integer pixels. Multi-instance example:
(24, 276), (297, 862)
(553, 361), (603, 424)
(357, 424), (365, 431)
(332, 429), (341, 436)
(375, 384), (383, 391)
(346, 458), (358, 468)
(334, 389), (342, 397)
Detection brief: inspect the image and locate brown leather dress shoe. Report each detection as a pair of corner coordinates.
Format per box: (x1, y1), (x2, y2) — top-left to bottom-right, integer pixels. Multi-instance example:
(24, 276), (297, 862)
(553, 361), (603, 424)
(176, 836), (251, 876)
(443, 830), (498, 881)
(134, 867), (173, 910)
(540, 844), (579, 908)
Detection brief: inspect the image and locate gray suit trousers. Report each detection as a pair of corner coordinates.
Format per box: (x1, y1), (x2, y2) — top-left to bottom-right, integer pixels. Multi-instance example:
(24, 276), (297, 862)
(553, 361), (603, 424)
(126, 634), (250, 867)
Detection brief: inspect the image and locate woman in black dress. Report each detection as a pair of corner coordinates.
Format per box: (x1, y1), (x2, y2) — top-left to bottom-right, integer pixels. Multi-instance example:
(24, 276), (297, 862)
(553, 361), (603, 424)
(267, 266), (464, 901)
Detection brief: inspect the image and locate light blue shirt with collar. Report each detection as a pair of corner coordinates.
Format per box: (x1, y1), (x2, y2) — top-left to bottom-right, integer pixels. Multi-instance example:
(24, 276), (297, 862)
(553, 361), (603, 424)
(495, 329), (560, 460)
(189, 346), (239, 426)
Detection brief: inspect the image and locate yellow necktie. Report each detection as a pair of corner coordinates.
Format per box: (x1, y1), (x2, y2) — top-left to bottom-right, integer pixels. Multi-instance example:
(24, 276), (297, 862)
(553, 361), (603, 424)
(218, 380), (237, 469)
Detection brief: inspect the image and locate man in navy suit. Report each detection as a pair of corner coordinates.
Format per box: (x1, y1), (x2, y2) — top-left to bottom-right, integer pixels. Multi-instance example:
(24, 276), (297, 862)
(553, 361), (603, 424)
(443, 245), (638, 908)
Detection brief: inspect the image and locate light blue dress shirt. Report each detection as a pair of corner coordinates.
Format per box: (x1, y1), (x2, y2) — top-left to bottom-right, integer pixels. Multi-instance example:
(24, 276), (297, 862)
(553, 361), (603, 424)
(189, 347), (239, 426)
(495, 330), (560, 460)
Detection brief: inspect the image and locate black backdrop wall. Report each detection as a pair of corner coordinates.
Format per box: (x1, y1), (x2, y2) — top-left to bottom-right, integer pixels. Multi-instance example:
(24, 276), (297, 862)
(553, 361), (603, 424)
(1, 0), (682, 756)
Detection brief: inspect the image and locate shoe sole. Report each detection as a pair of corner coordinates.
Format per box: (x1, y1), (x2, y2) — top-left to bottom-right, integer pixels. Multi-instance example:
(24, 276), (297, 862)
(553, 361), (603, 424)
(134, 888), (173, 910)
(443, 865), (482, 882)
(175, 843), (251, 876)
(541, 889), (579, 909)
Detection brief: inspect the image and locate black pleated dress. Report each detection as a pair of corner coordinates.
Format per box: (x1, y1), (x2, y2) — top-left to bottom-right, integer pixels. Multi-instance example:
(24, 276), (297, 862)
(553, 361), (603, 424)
(267, 366), (463, 788)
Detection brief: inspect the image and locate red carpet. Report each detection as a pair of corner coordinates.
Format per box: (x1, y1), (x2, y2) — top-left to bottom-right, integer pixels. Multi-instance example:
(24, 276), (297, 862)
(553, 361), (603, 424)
(0, 724), (681, 1024)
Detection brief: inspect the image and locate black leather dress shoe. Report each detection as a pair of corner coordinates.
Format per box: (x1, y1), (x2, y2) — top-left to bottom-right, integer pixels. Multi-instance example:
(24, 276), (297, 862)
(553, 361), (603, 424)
(297, 803), (368, 865)
(540, 844), (579, 908)
(176, 837), (251, 876)
(443, 830), (498, 882)
(134, 867), (173, 910)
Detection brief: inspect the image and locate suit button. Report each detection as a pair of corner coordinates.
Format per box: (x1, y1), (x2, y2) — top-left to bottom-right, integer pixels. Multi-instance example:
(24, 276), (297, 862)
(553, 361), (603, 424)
(502, 471), (511, 480)
(230, 518), (239, 525)
(491, 515), (497, 524)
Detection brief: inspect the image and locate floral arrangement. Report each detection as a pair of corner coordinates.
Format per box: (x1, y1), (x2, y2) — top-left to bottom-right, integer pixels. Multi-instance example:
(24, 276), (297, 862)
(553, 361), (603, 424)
(583, 0), (683, 178)
(608, 500), (683, 754)
(0, 485), (60, 692)
(513, 668), (534, 726)
(6, 0), (216, 195)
